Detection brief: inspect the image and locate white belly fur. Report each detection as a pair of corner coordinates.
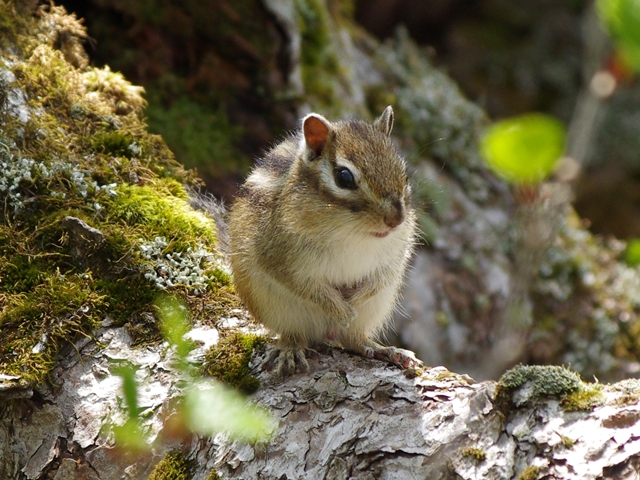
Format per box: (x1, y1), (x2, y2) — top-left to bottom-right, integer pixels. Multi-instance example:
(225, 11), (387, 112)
(247, 227), (410, 344)
(303, 223), (411, 284)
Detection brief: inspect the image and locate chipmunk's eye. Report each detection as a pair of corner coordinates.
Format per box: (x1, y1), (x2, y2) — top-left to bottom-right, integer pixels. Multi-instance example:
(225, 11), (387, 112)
(334, 167), (356, 190)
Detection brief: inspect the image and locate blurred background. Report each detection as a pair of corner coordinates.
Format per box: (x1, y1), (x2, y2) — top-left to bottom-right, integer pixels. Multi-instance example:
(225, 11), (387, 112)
(56, 0), (640, 241)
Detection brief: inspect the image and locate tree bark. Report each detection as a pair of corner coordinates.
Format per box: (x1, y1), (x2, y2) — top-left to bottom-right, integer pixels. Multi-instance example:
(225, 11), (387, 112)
(3, 318), (640, 479)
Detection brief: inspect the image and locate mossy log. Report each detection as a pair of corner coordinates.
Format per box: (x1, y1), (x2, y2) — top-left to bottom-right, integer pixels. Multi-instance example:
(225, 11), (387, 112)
(1, 1), (640, 479)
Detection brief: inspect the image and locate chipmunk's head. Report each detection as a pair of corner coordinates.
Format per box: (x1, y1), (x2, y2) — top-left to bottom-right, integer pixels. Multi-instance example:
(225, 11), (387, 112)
(297, 106), (413, 239)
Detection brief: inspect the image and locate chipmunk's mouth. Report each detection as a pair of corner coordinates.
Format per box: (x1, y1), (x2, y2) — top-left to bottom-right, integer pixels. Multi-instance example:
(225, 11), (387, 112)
(372, 230), (390, 238)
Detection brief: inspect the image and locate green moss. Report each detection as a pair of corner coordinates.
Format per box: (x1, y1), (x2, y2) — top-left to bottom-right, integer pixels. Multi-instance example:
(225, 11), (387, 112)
(91, 131), (137, 158)
(519, 466), (541, 480)
(148, 451), (192, 480)
(145, 94), (250, 179)
(95, 277), (157, 325)
(561, 383), (605, 411)
(496, 365), (583, 410)
(207, 267), (232, 289)
(461, 447), (486, 462)
(295, 0), (343, 109)
(203, 332), (266, 394)
(0, 4), (231, 388)
(0, 244), (48, 294)
(496, 363), (603, 412)
(0, 272), (106, 385)
(499, 364), (581, 397)
(103, 181), (216, 248)
(559, 435), (575, 448)
(0, 2), (34, 53)
(206, 470), (221, 480)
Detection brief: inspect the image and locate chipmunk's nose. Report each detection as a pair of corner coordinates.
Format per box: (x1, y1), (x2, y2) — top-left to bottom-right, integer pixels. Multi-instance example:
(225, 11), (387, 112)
(384, 200), (404, 228)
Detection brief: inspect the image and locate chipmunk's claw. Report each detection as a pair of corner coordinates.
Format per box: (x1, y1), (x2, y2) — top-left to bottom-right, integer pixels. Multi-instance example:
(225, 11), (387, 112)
(352, 340), (423, 369)
(374, 346), (422, 369)
(265, 344), (313, 376)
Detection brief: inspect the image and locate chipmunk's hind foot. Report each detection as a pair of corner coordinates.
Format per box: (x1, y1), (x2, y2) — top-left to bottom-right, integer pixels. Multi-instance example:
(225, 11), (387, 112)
(265, 342), (316, 376)
(347, 339), (422, 369)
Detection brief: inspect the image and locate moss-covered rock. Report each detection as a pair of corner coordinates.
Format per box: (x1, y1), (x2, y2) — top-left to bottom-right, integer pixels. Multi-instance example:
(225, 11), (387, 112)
(0, 2), (231, 389)
(497, 364), (582, 404)
(148, 451), (192, 480)
(519, 465), (541, 480)
(561, 382), (604, 412)
(530, 211), (640, 381)
(461, 446), (486, 462)
(496, 364), (604, 413)
(59, 0), (298, 196)
(203, 331), (266, 394)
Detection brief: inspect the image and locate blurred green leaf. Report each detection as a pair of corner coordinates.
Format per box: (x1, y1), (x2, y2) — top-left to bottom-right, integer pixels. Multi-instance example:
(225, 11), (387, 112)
(112, 363), (149, 451)
(157, 295), (193, 361)
(480, 113), (566, 185)
(113, 363), (140, 418)
(113, 418), (148, 452)
(598, 0), (640, 72)
(184, 380), (276, 442)
(111, 295), (275, 451)
(625, 238), (640, 266)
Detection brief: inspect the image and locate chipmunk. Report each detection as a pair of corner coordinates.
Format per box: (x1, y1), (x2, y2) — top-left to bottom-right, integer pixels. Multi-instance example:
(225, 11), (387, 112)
(229, 106), (420, 375)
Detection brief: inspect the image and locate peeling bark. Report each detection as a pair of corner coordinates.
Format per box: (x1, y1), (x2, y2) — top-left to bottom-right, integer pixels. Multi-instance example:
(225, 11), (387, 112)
(2, 317), (640, 479)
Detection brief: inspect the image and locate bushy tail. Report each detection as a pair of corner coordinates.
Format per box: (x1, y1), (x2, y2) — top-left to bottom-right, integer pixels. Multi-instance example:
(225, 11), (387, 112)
(187, 187), (231, 255)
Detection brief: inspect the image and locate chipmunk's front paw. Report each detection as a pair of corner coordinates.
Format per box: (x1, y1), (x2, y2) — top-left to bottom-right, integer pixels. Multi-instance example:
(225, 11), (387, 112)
(265, 345), (311, 376)
(335, 304), (357, 330)
(352, 341), (423, 369)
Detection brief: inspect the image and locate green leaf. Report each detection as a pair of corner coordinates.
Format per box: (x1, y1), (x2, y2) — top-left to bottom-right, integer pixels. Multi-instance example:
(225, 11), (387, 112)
(113, 363), (140, 418)
(480, 113), (566, 185)
(112, 418), (148, 452)
(112, 363), (149, 451)
(184, 380), (276, 442)
(157, 295), (193, 361)
(598, 0), (640, 71)
(625, 238), (640, 267)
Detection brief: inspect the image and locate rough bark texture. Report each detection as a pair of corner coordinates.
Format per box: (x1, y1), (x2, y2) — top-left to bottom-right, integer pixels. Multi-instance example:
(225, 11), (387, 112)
(3, 316), (640, 479)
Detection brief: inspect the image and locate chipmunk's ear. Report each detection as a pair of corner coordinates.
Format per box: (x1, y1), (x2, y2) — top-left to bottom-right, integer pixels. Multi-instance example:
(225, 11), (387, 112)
(373, 106), (394, 137)
(301, 113), (332, 159)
